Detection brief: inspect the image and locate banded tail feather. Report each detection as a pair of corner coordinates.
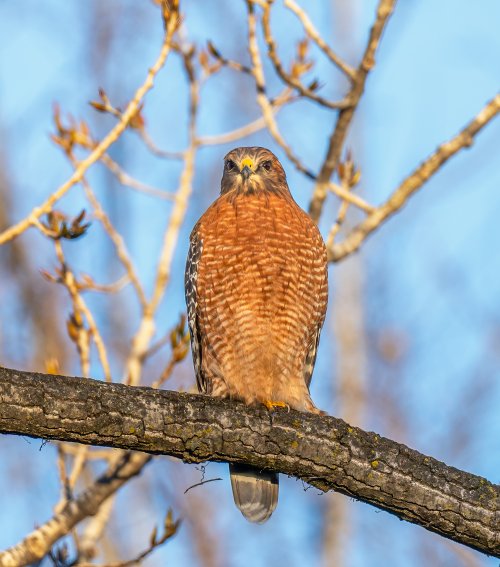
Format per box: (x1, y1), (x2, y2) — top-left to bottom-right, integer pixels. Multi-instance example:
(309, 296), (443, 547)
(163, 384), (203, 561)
(229, 464), (279, 523)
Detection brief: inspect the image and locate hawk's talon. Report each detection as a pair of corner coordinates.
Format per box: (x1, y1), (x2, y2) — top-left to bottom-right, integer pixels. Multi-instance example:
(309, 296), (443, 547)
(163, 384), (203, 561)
(263, 400), (290, 413)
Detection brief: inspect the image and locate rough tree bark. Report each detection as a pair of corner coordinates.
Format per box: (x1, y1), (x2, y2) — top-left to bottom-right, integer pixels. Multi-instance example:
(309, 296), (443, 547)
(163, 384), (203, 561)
(0, 366), (498, 558)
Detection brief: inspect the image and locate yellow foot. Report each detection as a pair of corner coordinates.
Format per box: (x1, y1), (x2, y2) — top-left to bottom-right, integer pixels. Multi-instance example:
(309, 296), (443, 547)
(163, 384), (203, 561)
(263, 400), (290, 412)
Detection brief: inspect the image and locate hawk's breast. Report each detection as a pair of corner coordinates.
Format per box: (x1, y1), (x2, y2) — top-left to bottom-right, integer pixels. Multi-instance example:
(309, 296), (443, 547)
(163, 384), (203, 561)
(191, 190), (328, 405)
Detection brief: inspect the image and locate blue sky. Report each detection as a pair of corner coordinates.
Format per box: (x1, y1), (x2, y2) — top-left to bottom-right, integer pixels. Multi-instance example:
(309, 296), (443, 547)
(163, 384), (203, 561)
(0, 1), (499, 566)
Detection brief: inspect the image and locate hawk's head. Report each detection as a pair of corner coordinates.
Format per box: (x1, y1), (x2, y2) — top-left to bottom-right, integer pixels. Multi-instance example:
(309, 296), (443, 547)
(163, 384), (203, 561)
(220, 147), (289, 196)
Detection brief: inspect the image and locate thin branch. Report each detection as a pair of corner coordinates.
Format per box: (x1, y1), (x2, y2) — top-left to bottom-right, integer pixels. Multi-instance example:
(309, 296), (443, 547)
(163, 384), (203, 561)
(328, 182), (374, 213)
(0, 6), (179, 246)
(184, 478), (222, 494)
(72, 285), (112, 383)
(151, 315), (189, 388)
(328, 93), (500, 262)
(58, 445), (117, 460)
(204, 40), (253, 75)
(82, 181), (148, 311)
(196, 89), (293, 146)
(148, 61), (198, 316)
(136, 127), (185, 160)
(0, 446), (151, 567)
(77, 497), (115, 563)
(48, 241), (90, 377)
(125, 45), (199, 386)
(283, 0), (356, 79)
(67, 444), (91, 490)
(76, 508), (179, 567)
(52, 240), (112, 383)
(326, 188), (351, 249)
(246, 0), (316, 179)
(75, 274), (130, 294)
(100, 154), (176, 200)
(0, 366), (498, 559)
(309, 0), (397, 222)
(261, 2), (351, 110)
(54, 444), (71, 513)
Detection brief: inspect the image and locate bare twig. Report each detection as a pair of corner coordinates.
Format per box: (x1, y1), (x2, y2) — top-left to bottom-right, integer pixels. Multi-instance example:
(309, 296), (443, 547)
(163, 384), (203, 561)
(67, 445), (91, 490)
(59, 445), (117, 460)
(246, 0), (316, 179)
(328, 182), (374, 213)
(100, 154), (176, 200)
(151, 315), (190, 388)
(184, 477), (223, 494)
(43, 240), (91, 378)
(136, 127), (185, 160)
(0, 6), (179, 245)
(51, 240), (112, 383)
(82, 182), (148, 311)
(76, 509), (180, 567)
(75, 274), (130, 294)
(327, 154), (366, 245)
(204, 40), (252, 75)
(326, 189), (351, 248)
(261, 2), (351, 110)
(54, 444), (71, 514)
(0, 451), (151, 567)
(309, 0), (397, 222)
(146, 54), (198, 311)
(283, 0), (356, 79)
(197, 89), (294, 146)
(126, 45), (199, 386)
(77, 497), (115, 563)
(328, 93), (500, 262)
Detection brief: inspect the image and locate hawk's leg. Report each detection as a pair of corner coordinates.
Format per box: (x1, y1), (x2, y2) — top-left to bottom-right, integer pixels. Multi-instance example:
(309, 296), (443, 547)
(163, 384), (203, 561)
(263, 400), (290, 412)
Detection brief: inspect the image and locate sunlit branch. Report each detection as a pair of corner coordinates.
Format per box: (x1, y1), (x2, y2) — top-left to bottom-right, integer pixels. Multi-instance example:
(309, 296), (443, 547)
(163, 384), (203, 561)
(246, 0), (316, 179)
(125, 45), (199, 387)
(326, 188), (353, 249)
(0, 446), (151, 567)
(136, 126), (185, 161)
(100, 154), (176, 200)
(328, 182), (374, 213)
(197, 89), (294, 146)
(309, 0), (397, 222)
(328, 93), (500, 262)
(283, 0), (356, 79)
(82, 182), (148, 311)
(52, 240), (112, 383)
(0, 5), (180, 246)
(261, 2), (351, 110)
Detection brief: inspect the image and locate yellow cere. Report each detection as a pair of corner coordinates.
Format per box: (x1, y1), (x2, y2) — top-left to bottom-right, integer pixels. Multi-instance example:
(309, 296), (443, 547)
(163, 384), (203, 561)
(240, 157), (254, 170)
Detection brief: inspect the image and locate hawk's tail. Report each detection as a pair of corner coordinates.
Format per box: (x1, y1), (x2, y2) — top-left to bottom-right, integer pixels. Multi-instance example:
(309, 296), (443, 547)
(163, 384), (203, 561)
(229, 464), (279, 523)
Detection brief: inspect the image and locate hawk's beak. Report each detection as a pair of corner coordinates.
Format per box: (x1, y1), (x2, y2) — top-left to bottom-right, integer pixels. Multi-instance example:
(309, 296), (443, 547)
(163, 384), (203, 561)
(240, 158), (254, 180)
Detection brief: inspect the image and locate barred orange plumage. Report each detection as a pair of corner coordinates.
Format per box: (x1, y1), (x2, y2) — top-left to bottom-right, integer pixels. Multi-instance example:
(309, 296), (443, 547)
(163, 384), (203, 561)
(185, 147), (328, 523)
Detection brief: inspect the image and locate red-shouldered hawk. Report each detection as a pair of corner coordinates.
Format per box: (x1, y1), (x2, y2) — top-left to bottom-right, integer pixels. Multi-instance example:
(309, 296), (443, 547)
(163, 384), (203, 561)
(185, 147), (328, 523)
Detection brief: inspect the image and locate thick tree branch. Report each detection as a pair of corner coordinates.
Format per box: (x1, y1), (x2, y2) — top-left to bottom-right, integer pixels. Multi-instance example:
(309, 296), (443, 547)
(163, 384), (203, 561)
(0, 366), (498, 559)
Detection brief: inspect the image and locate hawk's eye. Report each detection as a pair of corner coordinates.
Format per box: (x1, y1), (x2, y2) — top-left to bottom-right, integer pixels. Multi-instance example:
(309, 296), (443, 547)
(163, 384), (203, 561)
(261, 160), (272, 172)
(225, 160), (236, 172)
